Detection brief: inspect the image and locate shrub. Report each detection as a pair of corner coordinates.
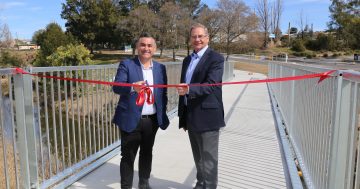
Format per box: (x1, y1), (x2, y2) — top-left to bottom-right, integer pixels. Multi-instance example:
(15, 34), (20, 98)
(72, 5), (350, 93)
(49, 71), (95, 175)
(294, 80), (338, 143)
(46, 44), (93, 66)
(291, 39), (306, 52)
(306, 33), (338, 51)
(344, 50), (353, 56)
(332, 53), (341, 57)
(306, 53), (316, 59)
(0, 51), (23, 67)
(292, 51), (315, 58)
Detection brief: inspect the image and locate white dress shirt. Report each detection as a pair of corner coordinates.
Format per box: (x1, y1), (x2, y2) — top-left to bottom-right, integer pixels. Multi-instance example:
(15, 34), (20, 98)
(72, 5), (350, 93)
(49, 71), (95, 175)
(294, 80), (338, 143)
(139, 59), (156, 115)
(185, 45), (208, 84)
(184, 46), (208, 105)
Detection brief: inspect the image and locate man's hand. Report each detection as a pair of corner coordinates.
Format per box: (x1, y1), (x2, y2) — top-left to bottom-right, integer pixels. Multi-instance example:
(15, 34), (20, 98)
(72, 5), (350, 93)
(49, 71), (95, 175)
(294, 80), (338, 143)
(133, 81), (146, 93)
(176, 83), (189, 96)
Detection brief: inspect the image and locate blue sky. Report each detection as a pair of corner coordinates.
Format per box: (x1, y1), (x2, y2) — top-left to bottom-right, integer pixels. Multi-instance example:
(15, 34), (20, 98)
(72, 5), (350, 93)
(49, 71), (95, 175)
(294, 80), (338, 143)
(0, 0), (331, 40)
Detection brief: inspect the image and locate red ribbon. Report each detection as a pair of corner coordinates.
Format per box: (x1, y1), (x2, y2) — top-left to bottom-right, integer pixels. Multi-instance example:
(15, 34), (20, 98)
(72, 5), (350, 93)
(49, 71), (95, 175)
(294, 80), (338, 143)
(136, 87), (154, 106)
(14, 68), (337, 106)
(318, 70), (336, 83)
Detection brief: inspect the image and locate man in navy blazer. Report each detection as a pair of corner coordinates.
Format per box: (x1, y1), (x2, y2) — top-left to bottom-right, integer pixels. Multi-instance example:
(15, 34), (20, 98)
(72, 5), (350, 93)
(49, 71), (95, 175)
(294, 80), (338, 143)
(113, 33), (169, 189)
(177, 23), (225, 189)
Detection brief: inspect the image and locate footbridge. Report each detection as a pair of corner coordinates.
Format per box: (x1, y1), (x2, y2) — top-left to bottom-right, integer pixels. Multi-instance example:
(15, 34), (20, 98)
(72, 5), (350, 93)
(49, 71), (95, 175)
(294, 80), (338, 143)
(0, 60), (359, 189)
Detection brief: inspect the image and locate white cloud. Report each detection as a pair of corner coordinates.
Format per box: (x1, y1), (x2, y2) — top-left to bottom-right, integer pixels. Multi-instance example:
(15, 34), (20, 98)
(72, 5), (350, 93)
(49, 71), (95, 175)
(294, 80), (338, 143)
(287, 0), (328, 4)
(29, 7), (43, 11)
(0, 2), (26, 9)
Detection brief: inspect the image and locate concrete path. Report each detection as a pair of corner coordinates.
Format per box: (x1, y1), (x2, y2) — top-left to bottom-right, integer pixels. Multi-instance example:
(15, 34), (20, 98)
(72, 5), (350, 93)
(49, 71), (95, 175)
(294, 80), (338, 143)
(70, 70), (287, 189)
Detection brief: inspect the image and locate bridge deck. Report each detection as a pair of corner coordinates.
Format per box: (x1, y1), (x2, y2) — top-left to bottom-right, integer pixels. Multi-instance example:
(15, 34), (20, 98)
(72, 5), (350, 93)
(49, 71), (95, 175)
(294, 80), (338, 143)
(70, 70), (287, 189)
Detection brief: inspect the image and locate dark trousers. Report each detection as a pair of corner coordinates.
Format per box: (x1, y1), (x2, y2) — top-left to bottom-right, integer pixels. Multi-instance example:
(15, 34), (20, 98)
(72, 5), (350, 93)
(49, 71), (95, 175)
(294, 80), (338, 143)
(120, 116), (158, 189)
(186, 108), (220, 189)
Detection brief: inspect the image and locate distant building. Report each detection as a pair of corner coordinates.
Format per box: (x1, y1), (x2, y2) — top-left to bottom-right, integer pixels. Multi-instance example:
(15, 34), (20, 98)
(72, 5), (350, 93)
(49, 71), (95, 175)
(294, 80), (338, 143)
(17, 44), (40, 50)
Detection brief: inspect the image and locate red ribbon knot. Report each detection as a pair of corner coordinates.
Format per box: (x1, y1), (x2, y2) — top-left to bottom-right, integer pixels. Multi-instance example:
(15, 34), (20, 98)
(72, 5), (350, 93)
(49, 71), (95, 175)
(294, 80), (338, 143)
(318, 70), (336, 83)
(136, 87), (154, 106)
(14, 68), (29, 74)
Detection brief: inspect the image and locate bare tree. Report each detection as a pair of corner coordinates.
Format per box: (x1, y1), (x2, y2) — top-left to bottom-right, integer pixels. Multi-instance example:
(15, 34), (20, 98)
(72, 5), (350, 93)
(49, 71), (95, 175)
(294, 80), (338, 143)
(275, 0), (283, 41)
(118, 5), (157, 56)
(157, 2), (183, 60)
(196, 7), (222, 45)
(270, 0), (283, 43)
(256, 0), (270, 48)
(298, 9), (306, 39)
(0, 24), (13, 48)
(217, 0), (258, 59)
(178, 12), (194, 56)
(177, 0), (203, 55)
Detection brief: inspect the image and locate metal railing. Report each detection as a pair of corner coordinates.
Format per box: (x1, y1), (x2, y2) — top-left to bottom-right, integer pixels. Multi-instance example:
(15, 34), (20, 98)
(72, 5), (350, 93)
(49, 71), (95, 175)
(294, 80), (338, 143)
(0, 68), (20, 189)
(223, 61), (234, 81)
(0, 61), (233, 189)
(228, 53), (288, 63)
(268, 62), (360, 189)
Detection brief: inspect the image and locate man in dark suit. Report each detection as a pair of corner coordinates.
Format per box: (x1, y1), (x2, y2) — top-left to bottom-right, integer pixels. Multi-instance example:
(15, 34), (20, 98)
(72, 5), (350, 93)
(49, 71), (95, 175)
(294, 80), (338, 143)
(113, 33), (169, 189)
(177, 23), (225, 189)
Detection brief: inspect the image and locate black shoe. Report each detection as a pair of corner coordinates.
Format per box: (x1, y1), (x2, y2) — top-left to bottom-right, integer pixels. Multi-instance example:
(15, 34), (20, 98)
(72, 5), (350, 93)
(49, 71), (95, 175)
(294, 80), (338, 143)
(138, 180), (152, 189)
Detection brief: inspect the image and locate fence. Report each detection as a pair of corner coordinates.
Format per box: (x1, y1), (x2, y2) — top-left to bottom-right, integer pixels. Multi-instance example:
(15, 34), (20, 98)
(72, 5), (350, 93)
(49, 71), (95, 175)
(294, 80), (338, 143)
(0, 61), (233, 189)
(268, 62), (360, 189)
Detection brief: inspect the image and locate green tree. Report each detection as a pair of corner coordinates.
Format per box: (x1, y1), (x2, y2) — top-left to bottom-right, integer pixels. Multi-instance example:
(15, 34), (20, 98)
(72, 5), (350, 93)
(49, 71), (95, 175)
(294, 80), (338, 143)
(33, 23), (74, 66)
(61, 0), (122, 52)
(117, 0), (142, 16)
(95, 0), (123, 49)
(32, 29), (45, 44)
(344, 18), (360, 49)
(328, 0), (360, 49)
(148, 0), (168, 13)
(47, 44), (93, 66)
(37, 23), (72, 57)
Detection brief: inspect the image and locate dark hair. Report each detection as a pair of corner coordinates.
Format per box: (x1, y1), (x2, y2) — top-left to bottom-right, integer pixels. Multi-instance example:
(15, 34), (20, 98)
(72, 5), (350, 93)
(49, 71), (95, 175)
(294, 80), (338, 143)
(136, 32), (156, 46)
(138, 32), (153, 39)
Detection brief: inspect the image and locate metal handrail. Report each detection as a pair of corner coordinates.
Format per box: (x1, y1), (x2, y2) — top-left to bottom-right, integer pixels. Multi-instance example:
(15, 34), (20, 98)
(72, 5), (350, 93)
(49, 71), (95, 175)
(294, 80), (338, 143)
(0, 61), (234, 189)
(268, 62), (360, 189)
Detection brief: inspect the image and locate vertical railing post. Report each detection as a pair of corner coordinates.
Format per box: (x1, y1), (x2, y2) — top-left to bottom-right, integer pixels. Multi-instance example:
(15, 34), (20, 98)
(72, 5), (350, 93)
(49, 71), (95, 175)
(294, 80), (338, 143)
(23, 72), (39, 188)
(14, 73), (30, 188)
(328, 72), (354, 189)
(347, 82), (359, 188)
(279, 65), (283, 100)
(14, 73), (38, 189)
(289, 69), (296, 128)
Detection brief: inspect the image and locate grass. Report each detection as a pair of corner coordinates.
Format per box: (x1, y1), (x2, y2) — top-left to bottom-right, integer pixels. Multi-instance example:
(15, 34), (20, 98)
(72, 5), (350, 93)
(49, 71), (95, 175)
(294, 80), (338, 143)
(254, 47), (293, 56)
(92, 52), (131, 65)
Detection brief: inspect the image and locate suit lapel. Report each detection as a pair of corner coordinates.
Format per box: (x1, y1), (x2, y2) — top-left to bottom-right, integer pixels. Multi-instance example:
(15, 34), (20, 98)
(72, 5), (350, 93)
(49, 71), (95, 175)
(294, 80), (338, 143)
(152, 62), (158, 96)
(133, 57), (144, 81)
(181, 56), (191, 83)
(191, 48), (210, 83)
